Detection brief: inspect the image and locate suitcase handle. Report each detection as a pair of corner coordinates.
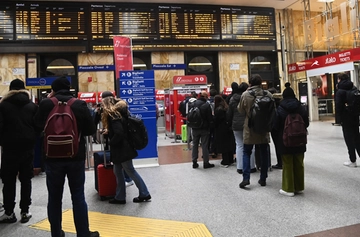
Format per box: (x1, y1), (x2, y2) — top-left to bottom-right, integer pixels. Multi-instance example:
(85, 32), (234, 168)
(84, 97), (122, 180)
(99, 130), (109, 168)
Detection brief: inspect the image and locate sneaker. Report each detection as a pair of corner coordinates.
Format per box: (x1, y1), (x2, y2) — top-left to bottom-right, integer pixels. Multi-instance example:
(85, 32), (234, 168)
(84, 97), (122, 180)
(133, 195), (151, 203)
(192, 162), (199, 169)
(203, 163), (215, 169)
(89, 231), (100, 237)
(258, 179), (266, 186)
(343, 161), (357, 167)
(279, 189), (294, 197)
(220, 164), (229, 168)
(250, 168), (257, 173)
(0, 203), (3, 212)
(125, 181), (134, 187)
(0, 213), (17, 223)
(272, 164), (282, 169)
(237, 169), (243, 174)
(20, 212), (32, 223)
(239, 180), (250, 189)
(295, 190), (304, 194)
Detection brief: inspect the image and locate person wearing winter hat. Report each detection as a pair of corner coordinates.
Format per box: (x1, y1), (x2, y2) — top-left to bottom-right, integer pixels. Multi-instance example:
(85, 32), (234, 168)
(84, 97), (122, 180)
(34, 76), (99, 237)
(0, 79), (38, 224)
(273, 82), (309, 197)
(335, 72), (360, 168)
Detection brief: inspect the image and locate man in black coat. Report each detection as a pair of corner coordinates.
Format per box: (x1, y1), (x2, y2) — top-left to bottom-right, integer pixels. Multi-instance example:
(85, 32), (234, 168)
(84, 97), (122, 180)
(0, 79), (38, 224)
(34, 76), (99, 237)
(191, 91), (215, 169)
(335, 73), (360, 168)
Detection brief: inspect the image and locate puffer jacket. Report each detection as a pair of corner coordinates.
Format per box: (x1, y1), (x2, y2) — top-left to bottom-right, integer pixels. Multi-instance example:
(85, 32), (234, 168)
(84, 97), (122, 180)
(227, 92), (246, 131)
(191, 97), (214, 130)
(0, 89), (38, 151)
(237, 85), (271, 144)
(34, 89), (96, 161)
(335, 79), (358, 124)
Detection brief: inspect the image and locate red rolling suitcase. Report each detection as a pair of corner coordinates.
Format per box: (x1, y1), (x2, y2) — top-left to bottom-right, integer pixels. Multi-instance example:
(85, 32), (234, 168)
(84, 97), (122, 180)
(96, 133), (117, 201)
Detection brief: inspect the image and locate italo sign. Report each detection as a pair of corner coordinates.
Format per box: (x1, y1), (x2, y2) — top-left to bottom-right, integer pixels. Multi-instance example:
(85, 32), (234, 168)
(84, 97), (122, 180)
(288, 48), (360, 73)
(173, 75), (207, 85)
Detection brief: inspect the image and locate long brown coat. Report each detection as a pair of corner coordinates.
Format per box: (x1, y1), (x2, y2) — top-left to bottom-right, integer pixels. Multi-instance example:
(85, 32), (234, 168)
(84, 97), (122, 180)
(237, 85), (271, 145)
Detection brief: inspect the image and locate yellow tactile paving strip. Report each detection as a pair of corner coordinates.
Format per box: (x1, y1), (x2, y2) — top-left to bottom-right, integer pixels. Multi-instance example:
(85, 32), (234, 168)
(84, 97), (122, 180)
(30, 209), (213, 237)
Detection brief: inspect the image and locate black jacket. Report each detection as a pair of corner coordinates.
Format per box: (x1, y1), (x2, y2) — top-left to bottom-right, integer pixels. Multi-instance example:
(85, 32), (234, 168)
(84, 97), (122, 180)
(192, 97), (213, 130)
(35, 90), (96, 161)
(0, 90), (38, 151)
(214, 105), (235, 153)
(274, 97), (309, 155)
(227, 92), (246, 131)
(335, 79), (358, 125)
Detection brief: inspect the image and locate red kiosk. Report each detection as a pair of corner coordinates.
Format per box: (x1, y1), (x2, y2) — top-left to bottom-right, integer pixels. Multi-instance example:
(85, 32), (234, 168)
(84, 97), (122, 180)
(164, 75), (208, 140)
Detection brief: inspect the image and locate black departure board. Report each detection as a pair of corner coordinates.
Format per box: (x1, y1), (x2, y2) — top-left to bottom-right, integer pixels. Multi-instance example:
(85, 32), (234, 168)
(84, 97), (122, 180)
(158, 5), (220, 40)
(0, 5), (14, 40)
(220, 7), (275, 40)
(90, 4), (157, 40)
(15, 2), (87, 40)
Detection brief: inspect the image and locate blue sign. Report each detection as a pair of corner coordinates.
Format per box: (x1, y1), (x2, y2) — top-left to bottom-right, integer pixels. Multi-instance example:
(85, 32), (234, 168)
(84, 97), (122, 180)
(78, 65), (115, 71)
(26, 77), (71, 88)
(152, 64), (186, 70)
(119, 70), (158, 161)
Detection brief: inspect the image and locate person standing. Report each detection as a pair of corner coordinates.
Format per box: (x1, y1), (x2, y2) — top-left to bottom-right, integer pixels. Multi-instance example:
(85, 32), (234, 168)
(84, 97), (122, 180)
(274, 83), (309, 196)
(238, 74), (274, 188)
(101, 97), (151, 204)
(190, 91), (215, 169)
(335, 73), (360, 167)
(35, 76), (99, 237)
(0, 79), (38, 224)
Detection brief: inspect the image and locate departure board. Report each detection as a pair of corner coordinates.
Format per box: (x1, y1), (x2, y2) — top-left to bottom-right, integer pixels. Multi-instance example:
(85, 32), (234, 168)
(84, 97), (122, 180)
(90, 4), (157, 40)
(158, 5), (220, 40)
(220, 7), (275, 41)
(0, 5), (13, 40)
(15, 2), (87, 40)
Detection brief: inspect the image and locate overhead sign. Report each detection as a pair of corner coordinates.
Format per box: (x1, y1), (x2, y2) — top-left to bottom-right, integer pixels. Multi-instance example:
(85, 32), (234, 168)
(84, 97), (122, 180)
(78, 65), (115, 71)
(288, 48), (360, 74)
(113, 36), (133, 79)
(152, 64), (186, 70)
(173, 75), (207, 85)
(26, 77), (71, 89)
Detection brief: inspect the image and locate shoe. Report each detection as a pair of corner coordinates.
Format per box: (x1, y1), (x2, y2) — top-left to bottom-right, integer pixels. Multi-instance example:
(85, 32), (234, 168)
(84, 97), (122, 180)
(126, 181), (134, 187)
(133, 195), (151, 203)
(204, 163), (215, 169)
(343, 161), (357, 167)
(279, 189), (295, 197)
(109, 199), (126, 204)
(258, 179), (266, 186)
(250, 168), (257, 173)
(237, 169), (243, 174)
(295, 190), (304, 194)
(0, 203), (3, 212)
(192, 162), (199, 169)
(20, 212), (32, 223)
(220, 164), (229, 168)
(89, 231), (100, 237)
(0, 212), (17, 223)
(272, 164), (282, 169)
(211, 153), (217, 158)
(239, 180), (250, 189)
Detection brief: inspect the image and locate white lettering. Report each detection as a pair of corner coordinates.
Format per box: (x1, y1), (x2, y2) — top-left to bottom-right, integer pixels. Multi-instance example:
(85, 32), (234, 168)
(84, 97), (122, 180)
(289, 66), (297, 72)
(339, 52), (351, 57)
(325, 57), (337, 64)
(340, 57), (351, 62)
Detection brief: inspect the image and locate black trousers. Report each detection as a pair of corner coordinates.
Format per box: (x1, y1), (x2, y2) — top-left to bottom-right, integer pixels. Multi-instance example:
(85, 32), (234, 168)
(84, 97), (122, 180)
(1, 149), (34, 215)
(342, 117), (360, 162)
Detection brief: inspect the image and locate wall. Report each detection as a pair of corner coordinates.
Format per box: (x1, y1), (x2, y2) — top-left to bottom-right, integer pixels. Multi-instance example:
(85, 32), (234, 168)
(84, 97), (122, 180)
(218, 52), (249, 89)
(0, 54), (26, 96)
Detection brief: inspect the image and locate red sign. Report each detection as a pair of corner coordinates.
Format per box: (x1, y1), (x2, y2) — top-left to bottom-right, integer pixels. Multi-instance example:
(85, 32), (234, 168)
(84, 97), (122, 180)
(113, 36), (133, 79)
(173, 75), (207, 85)
(288, 48), (360, 74)
(223, 86), (232, 95)
(155, 89), (165, 101)
(78, 91), (116, 103)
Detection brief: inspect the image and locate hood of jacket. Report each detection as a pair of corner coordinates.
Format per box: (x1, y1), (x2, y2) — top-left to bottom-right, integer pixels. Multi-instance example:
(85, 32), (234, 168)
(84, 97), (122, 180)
(338, 79), (353, 90)
(0, 89), (31, 106)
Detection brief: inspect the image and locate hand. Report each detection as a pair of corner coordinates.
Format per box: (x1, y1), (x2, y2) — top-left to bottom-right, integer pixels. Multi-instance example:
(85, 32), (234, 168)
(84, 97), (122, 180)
(101, 128), (108, 134)
(47, 91), (54, 98)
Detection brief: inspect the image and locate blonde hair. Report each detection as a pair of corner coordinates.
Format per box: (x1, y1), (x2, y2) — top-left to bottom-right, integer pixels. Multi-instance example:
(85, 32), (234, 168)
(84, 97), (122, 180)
(101, 97), (126, 129)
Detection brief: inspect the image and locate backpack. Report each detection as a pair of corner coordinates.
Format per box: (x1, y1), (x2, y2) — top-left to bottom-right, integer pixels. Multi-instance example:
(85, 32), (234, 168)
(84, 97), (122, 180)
(179, 98), (187, 117)
(44, 97), (79, 158)
(127, 115), (148, 150)
(346, 87), (360, 115)
(283, 113), (307, 147)
(248, 90), (276, 134)
(186, 103), (203, 128)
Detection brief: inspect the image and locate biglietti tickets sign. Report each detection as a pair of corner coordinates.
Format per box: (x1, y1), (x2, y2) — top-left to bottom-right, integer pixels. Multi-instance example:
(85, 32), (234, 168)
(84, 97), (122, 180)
(173, 75), (207, 85)
(288, 48), (360, 74)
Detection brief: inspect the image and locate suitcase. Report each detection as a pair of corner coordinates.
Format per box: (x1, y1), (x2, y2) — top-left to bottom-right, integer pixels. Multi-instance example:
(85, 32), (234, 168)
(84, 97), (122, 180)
(95, 133), (117, 201)
(181, 124), (187, 143)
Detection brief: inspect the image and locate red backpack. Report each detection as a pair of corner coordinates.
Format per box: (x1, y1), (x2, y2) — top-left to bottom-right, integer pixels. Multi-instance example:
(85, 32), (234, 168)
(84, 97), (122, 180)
(282, 113), (307, 147)
(44, 97), (79, 158)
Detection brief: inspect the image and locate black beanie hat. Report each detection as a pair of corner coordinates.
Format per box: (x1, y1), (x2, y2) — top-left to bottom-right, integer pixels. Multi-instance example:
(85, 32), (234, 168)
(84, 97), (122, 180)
(282, 82), (295, 99)
(101, 91), (114, 99)
(51, 76), (70, 92)
(9, 78), (25, 91)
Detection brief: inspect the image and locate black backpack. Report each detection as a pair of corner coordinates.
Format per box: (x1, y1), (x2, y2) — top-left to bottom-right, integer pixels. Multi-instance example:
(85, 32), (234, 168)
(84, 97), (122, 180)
(346, 86), (360, 115)
(186, 102), (203, 128)
(179, 98), (187, 117)
(248, 90), (276, 134)
(127, 115), (148, 150)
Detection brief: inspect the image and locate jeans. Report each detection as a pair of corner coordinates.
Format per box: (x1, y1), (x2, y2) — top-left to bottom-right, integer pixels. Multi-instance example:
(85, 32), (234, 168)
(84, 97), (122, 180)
(233, 131), (255, 170)
(124, 171), (132, 183)
(113, 159), (150, 201)
(243, 144), (268, 181)
(1, 149), (33, 215)
(46, 161), (90, 237)
(192, 128), (210, 163)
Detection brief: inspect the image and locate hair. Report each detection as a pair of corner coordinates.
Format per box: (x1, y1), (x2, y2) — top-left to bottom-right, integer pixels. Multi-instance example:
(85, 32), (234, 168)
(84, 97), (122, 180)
(249, 74), (262, 86)
(214, 94), (228, 110)
(199, 90), (208, 98)
(338, 73), (349, 81)
(210, 88), (218, 97)
(238, 82), (249, 93)
(101, 97), (123, 129)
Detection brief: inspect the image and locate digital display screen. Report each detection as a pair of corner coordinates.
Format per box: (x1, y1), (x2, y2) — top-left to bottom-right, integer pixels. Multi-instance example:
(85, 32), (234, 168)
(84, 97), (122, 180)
(0, 4), (14, 40)
(15, 2), (87, 40)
